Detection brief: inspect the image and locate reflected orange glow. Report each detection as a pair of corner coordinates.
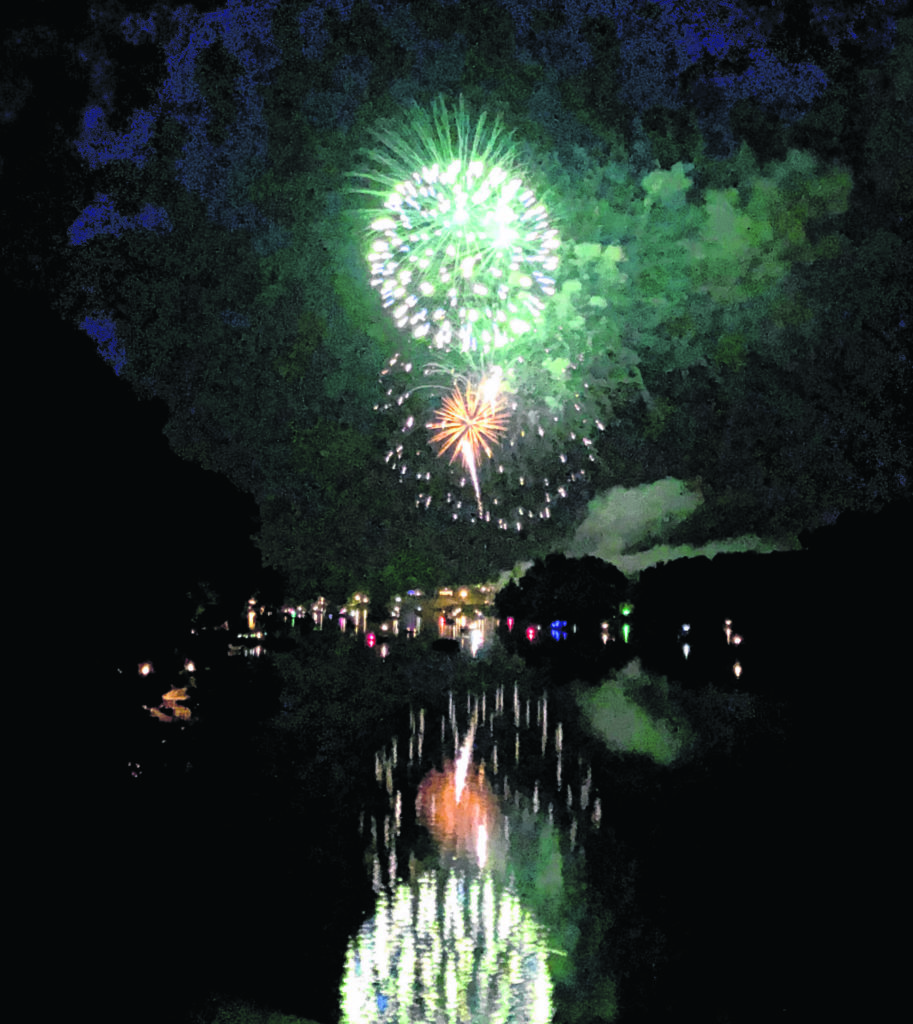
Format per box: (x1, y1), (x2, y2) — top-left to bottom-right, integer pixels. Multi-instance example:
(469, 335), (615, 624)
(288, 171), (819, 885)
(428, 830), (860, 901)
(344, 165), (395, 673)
(160, 687), (188, 704)
(143, 705), (171, 722)
(144, 685), (193, 724)
(416, 749), (501, 870)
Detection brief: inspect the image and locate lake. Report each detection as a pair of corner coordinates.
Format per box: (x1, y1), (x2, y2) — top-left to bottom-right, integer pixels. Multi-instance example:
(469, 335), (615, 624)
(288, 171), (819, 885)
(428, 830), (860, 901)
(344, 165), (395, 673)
(117, 597), (787, 1024)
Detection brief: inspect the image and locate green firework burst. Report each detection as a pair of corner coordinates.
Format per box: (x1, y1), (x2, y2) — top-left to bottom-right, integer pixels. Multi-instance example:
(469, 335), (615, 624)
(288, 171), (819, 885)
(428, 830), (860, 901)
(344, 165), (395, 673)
(349, 95), (560, 359)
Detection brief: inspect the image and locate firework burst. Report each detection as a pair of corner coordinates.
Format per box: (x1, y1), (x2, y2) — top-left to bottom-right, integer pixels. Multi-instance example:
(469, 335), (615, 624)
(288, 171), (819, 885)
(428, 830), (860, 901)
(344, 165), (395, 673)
(350, 95), (559, 358)
(427, 376), (509, 516)
(378, 355), (600, 530)
(353, 96), (609, 531)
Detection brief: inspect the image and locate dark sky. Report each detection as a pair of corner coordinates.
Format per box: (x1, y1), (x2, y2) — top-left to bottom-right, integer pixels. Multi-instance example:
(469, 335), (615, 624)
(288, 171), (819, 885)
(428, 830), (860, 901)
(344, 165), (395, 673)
(9, 238), (269, 662)
(4, 0), (909, 612)
(3, 1), (279, 644)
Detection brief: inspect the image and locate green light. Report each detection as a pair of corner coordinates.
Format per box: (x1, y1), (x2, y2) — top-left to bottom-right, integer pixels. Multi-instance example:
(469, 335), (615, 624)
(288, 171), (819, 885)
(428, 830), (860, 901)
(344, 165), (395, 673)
(350, 95), (559, 358)
(620, 601), (633, 616)
(577, 664), (688, 766)
(621, 622), (631, 643)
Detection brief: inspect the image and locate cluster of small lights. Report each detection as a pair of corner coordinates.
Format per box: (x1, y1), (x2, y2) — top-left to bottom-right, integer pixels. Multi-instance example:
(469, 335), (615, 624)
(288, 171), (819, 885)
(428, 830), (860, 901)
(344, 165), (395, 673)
(677, 619), (746, 678)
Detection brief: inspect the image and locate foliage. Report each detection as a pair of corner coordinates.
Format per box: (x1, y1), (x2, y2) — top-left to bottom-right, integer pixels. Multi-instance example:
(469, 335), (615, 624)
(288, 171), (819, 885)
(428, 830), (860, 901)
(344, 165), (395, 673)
(55, 1), (911, 595)
(496, 553), (628, 627)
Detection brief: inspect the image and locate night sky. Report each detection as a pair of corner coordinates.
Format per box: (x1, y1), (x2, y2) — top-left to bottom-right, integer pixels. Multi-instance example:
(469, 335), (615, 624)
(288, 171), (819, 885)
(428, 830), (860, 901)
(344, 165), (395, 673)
(3, 2), (910, 1021)
(6, 2), (270, 613)
(5, 0), (910, 605)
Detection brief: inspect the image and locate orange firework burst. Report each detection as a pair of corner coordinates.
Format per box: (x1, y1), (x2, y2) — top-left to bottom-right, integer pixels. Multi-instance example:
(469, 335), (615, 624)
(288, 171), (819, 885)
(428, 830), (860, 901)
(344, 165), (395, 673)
(427, 378), (509, 514)
(428, 381), (508, 466)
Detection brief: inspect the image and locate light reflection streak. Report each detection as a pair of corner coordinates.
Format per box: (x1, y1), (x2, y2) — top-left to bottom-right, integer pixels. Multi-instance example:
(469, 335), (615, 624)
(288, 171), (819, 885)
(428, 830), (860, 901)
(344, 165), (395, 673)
(340, 870), (555, 1024)
(352, 685), (606, 1022)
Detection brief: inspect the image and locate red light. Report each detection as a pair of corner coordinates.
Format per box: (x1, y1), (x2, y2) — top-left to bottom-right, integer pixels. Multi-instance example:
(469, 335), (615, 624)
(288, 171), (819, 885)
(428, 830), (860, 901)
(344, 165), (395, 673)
(366, 632), (376, 648)
(525, 625), (537, 642)
(506, 616), (515, 632)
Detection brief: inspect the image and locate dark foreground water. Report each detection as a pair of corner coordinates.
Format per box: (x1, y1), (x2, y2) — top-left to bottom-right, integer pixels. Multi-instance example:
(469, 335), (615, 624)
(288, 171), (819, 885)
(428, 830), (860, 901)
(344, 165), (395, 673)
(94, 603), (788, 1024)
(346, 658), (787, 1024)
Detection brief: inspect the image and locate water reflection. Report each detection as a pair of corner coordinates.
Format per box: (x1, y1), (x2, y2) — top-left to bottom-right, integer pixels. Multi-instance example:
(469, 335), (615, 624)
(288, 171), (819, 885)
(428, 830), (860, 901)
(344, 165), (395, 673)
(343, 683), (606, 1022)
(435, 613), (496, 657)
(416, 718), (502, 872)
(340, 869), (554, 1024)
(140, 659), (196, 724)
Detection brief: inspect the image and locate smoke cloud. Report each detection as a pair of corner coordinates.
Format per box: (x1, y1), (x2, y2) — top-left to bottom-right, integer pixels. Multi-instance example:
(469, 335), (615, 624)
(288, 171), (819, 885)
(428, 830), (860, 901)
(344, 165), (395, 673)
(566, 477), (794, 574)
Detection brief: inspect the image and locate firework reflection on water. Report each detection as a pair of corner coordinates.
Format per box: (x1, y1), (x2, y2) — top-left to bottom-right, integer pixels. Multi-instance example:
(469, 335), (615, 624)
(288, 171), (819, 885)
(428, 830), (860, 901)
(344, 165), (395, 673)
(345, 681), (603, 1023)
